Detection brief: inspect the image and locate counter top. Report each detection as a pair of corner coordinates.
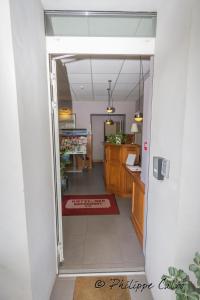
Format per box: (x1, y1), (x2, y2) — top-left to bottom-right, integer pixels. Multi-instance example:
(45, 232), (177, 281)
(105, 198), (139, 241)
(104, 143), (140, 148)
(123, 163), (145, 192)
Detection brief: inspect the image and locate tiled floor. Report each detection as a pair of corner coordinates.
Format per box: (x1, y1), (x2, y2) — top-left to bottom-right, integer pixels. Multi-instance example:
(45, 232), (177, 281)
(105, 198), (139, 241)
(50, 275), (153, 300)
(64, 162), (106, 195)
(60, 163), (144, 273)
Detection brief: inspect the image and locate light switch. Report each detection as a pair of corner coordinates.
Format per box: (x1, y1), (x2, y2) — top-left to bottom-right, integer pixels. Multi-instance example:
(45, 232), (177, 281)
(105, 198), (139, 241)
(153, 157), (164, 180)
(161, 159), (170, 178)
(153, 157), (170, 180)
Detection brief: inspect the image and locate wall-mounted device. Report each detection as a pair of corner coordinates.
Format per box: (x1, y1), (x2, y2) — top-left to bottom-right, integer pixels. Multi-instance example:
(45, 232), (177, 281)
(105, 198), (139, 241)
(153, 157), (170, 180)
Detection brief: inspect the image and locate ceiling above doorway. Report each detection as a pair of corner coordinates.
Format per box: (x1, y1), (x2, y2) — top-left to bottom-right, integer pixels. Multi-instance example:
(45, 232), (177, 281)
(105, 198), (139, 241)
(63, 57), (150, 102)
(47, 12), (155, 103)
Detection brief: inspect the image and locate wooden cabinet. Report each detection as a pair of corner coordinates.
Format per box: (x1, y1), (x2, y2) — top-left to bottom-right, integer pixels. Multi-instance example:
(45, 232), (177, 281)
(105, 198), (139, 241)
(131, 173), (145, 246)
(104, 143), (140, 197)
(104, 143), (145, 246)
(122, 165), (145, 247)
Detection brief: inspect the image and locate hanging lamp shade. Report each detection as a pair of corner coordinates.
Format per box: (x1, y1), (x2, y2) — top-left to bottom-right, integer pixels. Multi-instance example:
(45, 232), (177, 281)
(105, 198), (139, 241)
(134, 112), (143, 122)
(58, 108), (72, 121)
(106, 106), (115, 113)
(105, 119), (114, 125)
(131, 122), (139, 133)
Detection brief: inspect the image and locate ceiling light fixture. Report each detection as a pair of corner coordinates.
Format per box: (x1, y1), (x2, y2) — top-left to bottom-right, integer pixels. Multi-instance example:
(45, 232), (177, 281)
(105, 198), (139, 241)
(134, 57), (144, 123)
(58, 108), (72, 121)
(106, 80), (115, 114)
(105, 119), (114, 125)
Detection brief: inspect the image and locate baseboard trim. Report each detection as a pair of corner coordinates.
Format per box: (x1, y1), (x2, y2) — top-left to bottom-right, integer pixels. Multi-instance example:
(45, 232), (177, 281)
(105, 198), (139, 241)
(58, 271), (145, 278)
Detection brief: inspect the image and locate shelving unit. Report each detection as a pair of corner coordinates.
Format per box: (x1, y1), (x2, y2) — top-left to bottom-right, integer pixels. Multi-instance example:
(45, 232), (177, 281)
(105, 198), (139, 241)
(60, 129), (92, 172)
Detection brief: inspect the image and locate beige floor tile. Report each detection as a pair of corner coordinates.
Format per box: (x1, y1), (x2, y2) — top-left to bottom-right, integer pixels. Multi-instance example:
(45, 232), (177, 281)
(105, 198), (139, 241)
(50, 278), (75, 300)
(119, 234), (144, 265)
(62, 215), (87, 236)
(83, 232), (122, 265)
(61, 235), (85, 267)
(86, 215), (119, 234)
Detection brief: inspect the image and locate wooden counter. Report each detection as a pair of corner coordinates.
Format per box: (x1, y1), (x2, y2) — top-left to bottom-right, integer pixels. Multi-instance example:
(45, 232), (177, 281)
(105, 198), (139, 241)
(104, 143), (145, 245)
(104, 143), (140, 197)
(123, 164), (145, 247)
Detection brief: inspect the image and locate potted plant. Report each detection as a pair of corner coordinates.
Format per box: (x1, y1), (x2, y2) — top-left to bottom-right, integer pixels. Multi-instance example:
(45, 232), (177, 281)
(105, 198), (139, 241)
(106, 133), (127, 144)
(162, 252), (200, 299)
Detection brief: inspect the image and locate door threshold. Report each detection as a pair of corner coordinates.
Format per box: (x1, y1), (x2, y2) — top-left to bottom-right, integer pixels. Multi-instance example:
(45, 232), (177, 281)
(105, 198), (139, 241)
(58, 271), (145, 278)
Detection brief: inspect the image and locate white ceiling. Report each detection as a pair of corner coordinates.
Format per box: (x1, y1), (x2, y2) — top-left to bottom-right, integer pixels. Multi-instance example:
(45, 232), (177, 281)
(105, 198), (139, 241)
(41, 0), (159, 11)
(64, 57), (150, 102)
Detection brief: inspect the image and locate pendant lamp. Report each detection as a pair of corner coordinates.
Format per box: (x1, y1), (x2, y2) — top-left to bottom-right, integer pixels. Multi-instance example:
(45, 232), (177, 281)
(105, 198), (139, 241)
(105, 119), (114, 125)
(134, 57), (144, 123)
(106, 80), (115, 113)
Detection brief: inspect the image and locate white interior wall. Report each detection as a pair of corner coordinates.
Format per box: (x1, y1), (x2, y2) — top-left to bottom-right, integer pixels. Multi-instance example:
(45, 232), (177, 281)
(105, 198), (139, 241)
(42, 0), (159, 11)
(73, 101), (137, 133)
(0, 0), (57, 299)
(141, 75), (152, 185)
(176, 1), (200, 271)
(0, 1), (32, 299)
(145, 1), (199, 299)
(73, 101), (136, 161)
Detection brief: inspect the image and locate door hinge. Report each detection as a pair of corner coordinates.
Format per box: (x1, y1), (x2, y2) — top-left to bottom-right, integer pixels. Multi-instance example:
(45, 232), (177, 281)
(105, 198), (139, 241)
(51, 101), (57, 115)
(51, 101), (57, 110)
(57, 242), (64, 263)
(50, 72), (56, 86)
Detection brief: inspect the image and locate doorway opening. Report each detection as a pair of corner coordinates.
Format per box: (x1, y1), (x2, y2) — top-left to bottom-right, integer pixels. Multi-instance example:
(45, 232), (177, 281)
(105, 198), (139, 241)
(45, 5), (156, 279)
(91, 114), (126, 163)
(48, 53), (154, 275)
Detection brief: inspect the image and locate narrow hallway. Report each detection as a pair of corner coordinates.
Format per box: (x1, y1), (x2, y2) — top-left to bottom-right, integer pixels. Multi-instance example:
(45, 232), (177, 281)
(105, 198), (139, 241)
(60, 163), (144, 273)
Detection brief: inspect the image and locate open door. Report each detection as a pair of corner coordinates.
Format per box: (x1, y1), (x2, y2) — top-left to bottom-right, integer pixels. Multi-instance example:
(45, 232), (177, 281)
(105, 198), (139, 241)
(50, 58), (64, 264)
(50, 54), (76, 266)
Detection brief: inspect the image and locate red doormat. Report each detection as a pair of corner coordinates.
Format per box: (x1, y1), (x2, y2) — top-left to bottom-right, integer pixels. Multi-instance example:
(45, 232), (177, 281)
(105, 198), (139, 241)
(62, 194), (119, 216)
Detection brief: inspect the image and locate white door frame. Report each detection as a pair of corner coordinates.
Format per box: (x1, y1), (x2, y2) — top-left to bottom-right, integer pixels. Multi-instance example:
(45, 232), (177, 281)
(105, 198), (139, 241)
(49, 58), (64, 264)
(46, 36), (155, 56)
(46, 36), (155, 274)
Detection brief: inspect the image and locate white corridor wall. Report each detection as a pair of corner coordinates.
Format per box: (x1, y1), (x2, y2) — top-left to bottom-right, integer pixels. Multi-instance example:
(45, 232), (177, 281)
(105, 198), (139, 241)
(73, 101), (137, 133)
(0, 0), (57, 299)
(145, 0), (200, 299)
(0, 1), (32, 299)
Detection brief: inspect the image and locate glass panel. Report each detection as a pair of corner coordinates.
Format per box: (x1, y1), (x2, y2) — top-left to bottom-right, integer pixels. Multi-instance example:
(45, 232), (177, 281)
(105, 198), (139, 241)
(49, 16), (89, 36)
(88, 17), (141, 37)
(45, 12), (157, 37)
(136, 17), (157, 37)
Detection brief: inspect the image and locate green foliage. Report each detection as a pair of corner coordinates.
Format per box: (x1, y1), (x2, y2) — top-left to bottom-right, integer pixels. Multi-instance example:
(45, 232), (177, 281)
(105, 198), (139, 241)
(189, 252), (200, 287)
(106, 133), (127, 144)
(162, 252), (200, 299)
(60, 150), (71, 177)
